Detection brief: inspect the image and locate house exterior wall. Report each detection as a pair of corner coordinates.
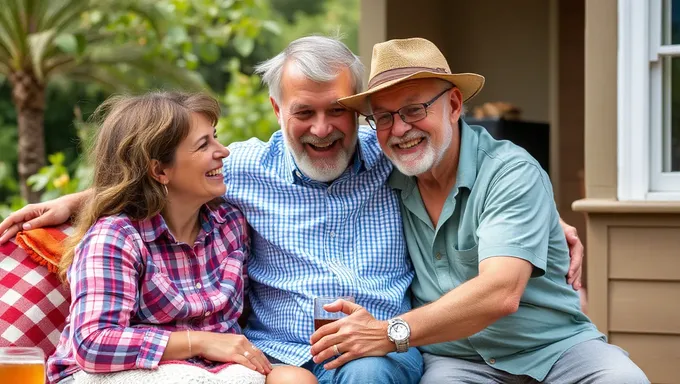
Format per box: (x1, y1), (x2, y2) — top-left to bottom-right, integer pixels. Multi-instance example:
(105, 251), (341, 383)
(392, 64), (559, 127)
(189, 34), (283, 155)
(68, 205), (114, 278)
(574, 1), (680, 382)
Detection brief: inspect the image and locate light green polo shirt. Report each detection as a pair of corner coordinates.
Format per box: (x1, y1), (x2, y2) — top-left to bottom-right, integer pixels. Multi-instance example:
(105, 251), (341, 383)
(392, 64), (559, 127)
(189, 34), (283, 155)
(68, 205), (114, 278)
(388, 121), (604, 381)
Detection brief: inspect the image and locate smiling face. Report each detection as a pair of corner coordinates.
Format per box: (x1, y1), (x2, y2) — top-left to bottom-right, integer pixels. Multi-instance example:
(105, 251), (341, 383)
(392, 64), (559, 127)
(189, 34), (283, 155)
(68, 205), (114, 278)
(370, 79), (463, 176)
(162, 112), (229, 206)
(272, 62), (358, 182)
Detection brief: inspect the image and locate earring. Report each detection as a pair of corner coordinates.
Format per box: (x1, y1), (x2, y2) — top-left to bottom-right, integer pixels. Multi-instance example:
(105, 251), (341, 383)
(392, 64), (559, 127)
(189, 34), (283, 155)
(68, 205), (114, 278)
(163, 183), (168, 196)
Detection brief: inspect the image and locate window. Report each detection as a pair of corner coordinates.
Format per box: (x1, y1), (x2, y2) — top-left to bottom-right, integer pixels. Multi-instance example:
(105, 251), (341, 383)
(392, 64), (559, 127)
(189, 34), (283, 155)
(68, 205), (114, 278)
(618, 0), (680, 200)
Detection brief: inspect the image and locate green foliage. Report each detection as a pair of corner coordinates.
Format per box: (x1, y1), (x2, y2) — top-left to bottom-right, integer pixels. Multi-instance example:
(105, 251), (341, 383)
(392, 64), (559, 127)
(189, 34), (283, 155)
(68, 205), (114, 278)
(217, 59), (278, 144)
(0, 0), (360, 218)
(272, 0), (359, 53)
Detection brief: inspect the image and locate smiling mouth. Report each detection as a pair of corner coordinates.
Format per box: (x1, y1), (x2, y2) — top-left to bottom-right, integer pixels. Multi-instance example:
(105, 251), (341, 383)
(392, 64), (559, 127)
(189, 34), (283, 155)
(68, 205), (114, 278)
(307, 140), (339, 152)
(206, 167), (222, 177)
(394, 137), (424, 150)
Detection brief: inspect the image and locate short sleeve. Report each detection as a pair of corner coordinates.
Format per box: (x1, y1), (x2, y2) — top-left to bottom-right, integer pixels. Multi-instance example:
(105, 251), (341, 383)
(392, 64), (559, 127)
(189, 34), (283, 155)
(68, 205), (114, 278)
(477, 161), (553, 277)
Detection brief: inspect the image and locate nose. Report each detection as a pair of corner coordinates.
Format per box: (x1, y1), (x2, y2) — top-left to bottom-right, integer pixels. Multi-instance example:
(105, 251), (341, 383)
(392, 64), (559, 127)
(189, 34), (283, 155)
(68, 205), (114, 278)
(389, 115), (411, 137)
(215, 145), (230, 159)
(309, 113), (333, 138)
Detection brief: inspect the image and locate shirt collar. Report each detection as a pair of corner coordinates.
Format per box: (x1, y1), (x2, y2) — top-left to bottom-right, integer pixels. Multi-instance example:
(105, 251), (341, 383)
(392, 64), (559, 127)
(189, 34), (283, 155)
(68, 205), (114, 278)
(388, 119), (479, 197)
(138, 203), (227, 243)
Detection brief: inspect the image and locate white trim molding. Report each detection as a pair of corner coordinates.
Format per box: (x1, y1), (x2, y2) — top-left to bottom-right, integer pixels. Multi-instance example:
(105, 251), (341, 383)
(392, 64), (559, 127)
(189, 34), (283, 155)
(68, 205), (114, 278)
(617, 0), (650, 200)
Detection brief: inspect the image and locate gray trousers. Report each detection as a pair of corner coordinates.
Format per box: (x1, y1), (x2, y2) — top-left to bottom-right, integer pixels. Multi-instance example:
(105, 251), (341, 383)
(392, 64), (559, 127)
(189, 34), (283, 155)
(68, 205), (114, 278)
(420, 339), (649, 384)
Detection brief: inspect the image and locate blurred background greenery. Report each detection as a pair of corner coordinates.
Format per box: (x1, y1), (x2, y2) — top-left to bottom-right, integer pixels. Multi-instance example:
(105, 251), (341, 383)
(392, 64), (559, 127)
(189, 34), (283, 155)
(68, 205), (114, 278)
(0, 0), (359, 218)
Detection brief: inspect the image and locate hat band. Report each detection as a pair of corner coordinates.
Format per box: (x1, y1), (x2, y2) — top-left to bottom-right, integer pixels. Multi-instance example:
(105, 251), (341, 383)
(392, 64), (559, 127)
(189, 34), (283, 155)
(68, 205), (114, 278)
(367, 66), (449, 89)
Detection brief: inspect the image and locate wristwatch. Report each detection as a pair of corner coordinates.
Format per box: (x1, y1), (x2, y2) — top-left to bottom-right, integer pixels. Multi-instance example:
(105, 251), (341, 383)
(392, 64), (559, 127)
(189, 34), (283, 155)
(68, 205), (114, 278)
(387, 317), (411, 353)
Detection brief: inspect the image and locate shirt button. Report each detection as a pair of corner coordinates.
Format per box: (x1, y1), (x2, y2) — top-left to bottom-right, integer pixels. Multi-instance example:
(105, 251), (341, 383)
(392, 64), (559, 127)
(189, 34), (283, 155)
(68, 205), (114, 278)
(205, 311), (211, 316)
(488, 358), (496, 364)
(195, 282), (202, 289)
(435, 252), (442, 260)
(330, 231), (336, 237)
(295, 171), (302, 178)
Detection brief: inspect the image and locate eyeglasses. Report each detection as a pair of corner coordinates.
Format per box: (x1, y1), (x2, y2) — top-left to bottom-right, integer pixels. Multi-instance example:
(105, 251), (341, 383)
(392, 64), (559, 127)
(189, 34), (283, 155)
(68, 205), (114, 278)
(365, 87), (452, 131)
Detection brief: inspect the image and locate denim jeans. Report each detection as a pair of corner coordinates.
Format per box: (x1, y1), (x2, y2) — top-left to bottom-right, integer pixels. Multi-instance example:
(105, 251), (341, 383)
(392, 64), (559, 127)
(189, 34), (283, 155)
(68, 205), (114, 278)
(303, 347), (423, 384)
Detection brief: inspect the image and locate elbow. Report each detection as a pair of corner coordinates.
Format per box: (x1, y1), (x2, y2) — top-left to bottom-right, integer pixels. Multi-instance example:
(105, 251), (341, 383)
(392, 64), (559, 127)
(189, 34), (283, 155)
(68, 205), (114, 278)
(72, 333), (107, 373)
(498, 295), (521, 317)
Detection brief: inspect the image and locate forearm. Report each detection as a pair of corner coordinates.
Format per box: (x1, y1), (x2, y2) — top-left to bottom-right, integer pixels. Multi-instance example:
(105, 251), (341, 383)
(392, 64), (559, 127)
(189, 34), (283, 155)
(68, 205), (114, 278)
(402, 275), (519, 347)
(160, 330), (201, 361)
(73, 326), (171, 372)
(65, 189), (92, 214)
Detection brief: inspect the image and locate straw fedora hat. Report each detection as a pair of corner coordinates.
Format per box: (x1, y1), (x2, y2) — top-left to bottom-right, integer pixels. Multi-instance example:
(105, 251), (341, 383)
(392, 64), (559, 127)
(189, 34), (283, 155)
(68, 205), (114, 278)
(338, 37), (485, 115)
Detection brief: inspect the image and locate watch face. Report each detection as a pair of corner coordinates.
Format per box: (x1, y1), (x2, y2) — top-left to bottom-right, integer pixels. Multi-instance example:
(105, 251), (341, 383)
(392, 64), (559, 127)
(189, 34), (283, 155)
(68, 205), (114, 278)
(390, 323), (409, 341)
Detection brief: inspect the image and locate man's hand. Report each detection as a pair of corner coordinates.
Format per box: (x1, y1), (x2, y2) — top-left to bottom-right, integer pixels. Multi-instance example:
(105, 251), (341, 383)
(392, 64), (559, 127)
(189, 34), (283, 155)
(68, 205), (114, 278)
(0, 201), (72, 244)
(309, 300), (393, 370)
(560, 218), (583, 290)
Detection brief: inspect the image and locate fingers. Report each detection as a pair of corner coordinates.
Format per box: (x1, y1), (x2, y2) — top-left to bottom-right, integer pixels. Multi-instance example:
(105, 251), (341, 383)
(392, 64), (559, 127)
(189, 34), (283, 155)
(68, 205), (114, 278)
(323, 299), (361, 316)
(312, 342), (344, 364)
(230, 353), (261, 374)
(310, 332), (344, 361)
(246, 343), (271, 374)
(0, 223), (22, 244)
(310, 318), (342, 344)
(322, 344), (356, 370)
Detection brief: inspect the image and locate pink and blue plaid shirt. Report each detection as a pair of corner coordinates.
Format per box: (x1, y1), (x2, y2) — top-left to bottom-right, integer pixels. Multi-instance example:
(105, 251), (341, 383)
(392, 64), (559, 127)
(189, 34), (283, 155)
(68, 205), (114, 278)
(46, 203), (249, 383)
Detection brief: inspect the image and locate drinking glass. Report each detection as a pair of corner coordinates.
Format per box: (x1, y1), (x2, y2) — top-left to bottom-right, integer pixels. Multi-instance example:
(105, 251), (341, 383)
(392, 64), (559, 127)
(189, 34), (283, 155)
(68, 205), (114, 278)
(313, 296), (355, 330)
(0, 347), (45, 384)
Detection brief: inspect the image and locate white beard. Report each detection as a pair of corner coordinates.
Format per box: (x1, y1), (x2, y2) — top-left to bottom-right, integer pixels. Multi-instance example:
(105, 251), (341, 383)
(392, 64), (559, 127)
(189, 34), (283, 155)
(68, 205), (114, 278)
(280, 116), (358, 182)
(387, 111), (453, 176)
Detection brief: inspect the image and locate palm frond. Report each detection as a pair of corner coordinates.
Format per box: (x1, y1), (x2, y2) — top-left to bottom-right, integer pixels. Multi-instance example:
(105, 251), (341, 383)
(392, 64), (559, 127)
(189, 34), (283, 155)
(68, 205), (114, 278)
(3, 0), (29, 61)
(63, 65), (140, 92)
(27, 28), (57, 82)
(0, 3), (24, 67)
(42, 0), (89, 31)
(0, 61), (11, 76)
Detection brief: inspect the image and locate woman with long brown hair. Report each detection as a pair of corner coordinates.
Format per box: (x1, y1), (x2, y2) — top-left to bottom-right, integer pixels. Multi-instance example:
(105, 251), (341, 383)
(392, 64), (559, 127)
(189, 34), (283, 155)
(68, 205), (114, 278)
(45, 92), (314, 384)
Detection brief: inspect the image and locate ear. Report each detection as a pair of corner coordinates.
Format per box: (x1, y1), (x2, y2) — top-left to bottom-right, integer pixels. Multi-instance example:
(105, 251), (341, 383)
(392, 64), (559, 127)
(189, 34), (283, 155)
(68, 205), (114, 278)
(448, 87), (464, 125)
(270, 97), (281, 120)
(148, 159), (169, 185)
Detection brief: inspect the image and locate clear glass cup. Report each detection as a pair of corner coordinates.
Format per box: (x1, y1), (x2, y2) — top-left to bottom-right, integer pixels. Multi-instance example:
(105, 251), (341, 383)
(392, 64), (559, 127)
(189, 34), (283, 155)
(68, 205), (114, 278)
(313, 296), (355, 330)
(0, 347), (45, 384)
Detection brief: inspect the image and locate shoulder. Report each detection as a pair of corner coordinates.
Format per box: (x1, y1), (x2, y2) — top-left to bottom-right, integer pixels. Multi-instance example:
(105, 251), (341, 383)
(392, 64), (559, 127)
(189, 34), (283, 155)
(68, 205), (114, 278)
(470, 125), (548, 187)
(225, 131), (284, 172)
(76, 214), (141, 256)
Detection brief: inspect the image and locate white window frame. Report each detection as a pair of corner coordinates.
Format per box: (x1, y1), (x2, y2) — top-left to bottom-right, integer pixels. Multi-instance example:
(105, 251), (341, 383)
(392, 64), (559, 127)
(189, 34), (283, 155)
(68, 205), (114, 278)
(618, 0), (680, 200)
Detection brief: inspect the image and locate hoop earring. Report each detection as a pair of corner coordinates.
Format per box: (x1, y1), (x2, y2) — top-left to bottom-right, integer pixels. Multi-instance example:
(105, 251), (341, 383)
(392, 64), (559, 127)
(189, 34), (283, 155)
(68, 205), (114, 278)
(163, 184), (168, 196)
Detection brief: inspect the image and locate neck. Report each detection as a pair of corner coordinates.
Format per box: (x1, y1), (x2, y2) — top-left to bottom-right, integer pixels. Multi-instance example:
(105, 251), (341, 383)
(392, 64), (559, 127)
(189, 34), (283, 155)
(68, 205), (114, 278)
(162, 199), (202, 245)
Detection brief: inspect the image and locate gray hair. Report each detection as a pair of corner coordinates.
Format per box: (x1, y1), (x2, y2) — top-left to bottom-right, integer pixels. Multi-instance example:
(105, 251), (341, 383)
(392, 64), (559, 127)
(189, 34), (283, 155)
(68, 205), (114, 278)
(254, 35), (365, 104)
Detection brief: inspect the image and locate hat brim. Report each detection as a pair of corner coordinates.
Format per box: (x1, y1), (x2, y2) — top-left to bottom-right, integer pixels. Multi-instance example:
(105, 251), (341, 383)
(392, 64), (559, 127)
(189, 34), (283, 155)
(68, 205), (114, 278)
(337, 71), (485, 116)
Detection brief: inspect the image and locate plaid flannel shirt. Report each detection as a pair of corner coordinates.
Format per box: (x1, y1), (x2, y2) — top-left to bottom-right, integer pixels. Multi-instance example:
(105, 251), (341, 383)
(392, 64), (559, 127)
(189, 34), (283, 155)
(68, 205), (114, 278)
(46, 204), (249, 383)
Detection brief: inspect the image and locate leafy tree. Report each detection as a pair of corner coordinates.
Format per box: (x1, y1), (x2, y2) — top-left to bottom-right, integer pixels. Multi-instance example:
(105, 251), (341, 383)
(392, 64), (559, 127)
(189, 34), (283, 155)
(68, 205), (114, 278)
(0, 0), (276, 203)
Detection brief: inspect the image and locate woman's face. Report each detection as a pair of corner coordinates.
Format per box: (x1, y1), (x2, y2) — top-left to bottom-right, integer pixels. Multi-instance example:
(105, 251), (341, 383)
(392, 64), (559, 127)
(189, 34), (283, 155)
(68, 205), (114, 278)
(163, 112), (229, 206)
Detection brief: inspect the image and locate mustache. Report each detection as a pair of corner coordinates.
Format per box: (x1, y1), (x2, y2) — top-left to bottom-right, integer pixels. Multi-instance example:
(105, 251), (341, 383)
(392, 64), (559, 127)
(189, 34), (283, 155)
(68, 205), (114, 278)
(300, 130), (345, 145)
(387, 129), (427, 146)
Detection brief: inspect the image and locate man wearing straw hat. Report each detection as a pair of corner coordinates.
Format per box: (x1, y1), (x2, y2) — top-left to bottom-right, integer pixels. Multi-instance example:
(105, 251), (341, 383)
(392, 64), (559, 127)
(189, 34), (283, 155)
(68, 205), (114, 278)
(310, 38), (649, 383)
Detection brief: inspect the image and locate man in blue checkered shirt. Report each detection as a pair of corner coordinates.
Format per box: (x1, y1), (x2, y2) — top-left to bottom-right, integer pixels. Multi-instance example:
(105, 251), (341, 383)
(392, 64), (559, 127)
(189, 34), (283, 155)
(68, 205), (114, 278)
(0, 35), (585, 384)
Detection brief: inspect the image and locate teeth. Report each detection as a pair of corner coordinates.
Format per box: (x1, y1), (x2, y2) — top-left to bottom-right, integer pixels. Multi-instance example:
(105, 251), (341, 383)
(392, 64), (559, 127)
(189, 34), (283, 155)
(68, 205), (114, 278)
(397, 138), (423, 149)
(206, 168), (222, 177)
(311, 141), (334, 148)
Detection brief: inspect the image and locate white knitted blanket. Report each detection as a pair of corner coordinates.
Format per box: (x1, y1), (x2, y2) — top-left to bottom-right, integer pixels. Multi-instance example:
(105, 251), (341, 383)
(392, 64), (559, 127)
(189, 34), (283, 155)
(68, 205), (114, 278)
(71, 363), (265, 384)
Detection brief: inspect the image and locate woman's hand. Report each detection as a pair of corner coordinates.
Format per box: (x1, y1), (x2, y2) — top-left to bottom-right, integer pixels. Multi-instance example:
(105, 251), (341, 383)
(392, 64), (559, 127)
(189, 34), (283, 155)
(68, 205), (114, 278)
(195, 332), (272, 375)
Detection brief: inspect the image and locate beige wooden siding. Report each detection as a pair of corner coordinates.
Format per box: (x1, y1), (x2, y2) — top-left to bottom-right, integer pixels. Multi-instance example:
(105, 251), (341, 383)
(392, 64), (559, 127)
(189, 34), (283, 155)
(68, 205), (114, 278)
(583, 214), (680, 384)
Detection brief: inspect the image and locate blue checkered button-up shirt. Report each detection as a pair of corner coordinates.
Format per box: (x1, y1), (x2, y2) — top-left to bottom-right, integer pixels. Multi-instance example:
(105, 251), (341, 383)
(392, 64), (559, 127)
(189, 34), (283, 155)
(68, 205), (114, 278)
(223, 127), (414, 365)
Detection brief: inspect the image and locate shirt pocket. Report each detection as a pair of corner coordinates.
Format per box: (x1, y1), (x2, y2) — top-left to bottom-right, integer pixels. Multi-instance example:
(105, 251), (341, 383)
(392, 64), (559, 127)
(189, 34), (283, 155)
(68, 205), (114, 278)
(138, 273), (188, 324)
(451, 244), (479, 265)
